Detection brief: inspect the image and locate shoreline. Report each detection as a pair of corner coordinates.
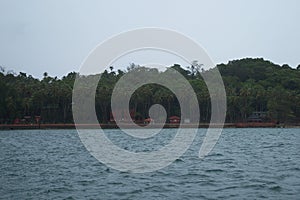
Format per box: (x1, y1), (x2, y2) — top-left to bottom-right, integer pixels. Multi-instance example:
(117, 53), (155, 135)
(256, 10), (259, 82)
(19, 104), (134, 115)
(0, 123), (299, 130)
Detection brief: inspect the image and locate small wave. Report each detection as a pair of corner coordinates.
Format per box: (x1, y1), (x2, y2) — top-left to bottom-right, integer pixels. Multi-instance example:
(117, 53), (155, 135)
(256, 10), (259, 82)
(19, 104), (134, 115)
(206, 153), (224, 157)
(205, 169), (224, 173)
(263, 143), (285, 149)
(115, 189), (143, 196)
(178, 173), (210, 179)
(45, 186), (73, 193)
(241, 183), (267, 189)
(213, 185), (239, 191)
(269, 185), (282, 191)
(63, 197), (75, 200)
(77, 180), (96, 186)
(174, 158), (184, 162)
(146, 185), (173, 192)
(107, 181), (123, 186)
(290, 167), (300, 171)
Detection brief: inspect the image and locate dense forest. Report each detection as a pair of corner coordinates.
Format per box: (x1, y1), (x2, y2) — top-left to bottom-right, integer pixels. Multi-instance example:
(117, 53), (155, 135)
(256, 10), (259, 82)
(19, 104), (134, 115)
(0, 58), (300, 125)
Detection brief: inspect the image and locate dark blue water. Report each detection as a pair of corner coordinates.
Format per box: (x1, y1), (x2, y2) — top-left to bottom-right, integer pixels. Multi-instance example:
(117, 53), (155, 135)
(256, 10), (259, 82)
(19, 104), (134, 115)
(0, 128), (299, 199)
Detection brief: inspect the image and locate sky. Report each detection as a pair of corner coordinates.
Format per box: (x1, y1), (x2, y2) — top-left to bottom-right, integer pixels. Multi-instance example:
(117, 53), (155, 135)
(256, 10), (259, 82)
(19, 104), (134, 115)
(0, 0), (299, 78)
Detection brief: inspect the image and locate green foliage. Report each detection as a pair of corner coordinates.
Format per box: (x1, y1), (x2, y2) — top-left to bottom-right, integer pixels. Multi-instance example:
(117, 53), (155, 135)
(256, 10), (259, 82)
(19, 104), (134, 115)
(218, 58), (300, 123)
(0, 58), (299, 124)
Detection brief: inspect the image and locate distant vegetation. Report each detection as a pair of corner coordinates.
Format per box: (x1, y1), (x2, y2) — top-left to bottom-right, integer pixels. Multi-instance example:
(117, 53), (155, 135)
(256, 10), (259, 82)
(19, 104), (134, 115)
(0, 58), (300, 124)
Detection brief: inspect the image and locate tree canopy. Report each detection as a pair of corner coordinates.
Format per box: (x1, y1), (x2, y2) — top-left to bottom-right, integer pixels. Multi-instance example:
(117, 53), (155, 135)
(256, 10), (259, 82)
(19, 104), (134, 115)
(0, 58), (299, 124)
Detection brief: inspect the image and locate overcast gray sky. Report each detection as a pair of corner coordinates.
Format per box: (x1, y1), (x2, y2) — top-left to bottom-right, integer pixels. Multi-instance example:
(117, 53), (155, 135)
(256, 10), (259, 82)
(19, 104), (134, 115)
(0, 0), (299, 78)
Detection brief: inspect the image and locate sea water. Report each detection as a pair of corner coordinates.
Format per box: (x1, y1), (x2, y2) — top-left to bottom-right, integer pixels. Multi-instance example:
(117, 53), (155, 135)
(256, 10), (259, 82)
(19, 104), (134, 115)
(0, 128), (299, 199)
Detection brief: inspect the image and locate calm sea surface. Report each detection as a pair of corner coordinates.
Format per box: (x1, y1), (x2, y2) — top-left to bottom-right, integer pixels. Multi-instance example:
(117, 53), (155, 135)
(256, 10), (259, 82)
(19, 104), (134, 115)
(0, 128), (299, 199)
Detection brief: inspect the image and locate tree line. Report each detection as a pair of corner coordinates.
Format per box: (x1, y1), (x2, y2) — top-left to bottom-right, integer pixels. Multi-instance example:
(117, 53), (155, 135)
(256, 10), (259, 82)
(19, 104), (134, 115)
(0, 58), (300, 124)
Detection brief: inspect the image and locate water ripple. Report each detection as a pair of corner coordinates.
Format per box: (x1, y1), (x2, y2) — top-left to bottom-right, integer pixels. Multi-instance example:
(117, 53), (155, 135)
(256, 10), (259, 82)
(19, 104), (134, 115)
(0, 128), (299, 199)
